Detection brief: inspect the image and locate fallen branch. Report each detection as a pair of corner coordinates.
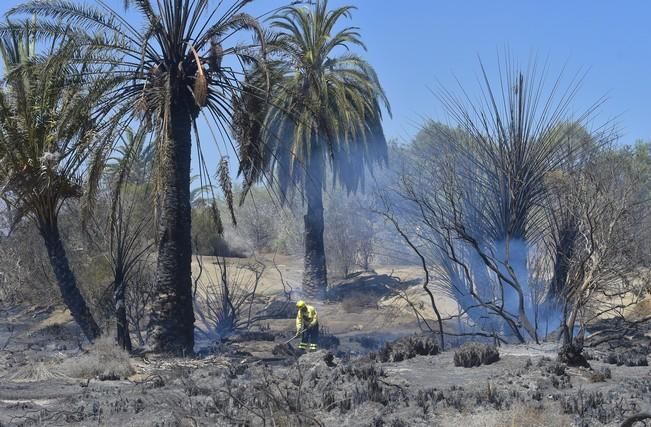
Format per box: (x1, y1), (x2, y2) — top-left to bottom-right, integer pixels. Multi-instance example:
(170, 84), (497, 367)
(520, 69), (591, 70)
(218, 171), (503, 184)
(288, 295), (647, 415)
(620, 413), (651, 427)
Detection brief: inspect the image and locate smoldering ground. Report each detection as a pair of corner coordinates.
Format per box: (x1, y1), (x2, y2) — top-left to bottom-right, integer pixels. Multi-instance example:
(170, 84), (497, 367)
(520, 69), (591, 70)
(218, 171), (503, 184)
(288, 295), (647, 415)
(1, 267), (650, 427)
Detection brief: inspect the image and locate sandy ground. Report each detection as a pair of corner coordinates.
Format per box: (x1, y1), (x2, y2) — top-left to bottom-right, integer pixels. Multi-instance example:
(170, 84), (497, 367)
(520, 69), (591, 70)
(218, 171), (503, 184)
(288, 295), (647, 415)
(192, 255), (459, 338)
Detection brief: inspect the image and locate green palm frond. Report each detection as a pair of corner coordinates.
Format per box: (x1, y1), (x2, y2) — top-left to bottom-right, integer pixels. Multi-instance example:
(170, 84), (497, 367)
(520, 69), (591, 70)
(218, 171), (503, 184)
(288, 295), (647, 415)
(7, 0), (268, 227)
(234, 0), (390, 202)
(0, 19), (106, 232)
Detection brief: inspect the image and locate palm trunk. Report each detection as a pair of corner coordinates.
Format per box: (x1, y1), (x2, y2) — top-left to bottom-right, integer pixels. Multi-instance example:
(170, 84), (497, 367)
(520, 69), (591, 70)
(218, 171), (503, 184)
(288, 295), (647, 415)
(114, 274), (132, 352)
(40, 220), (100, 342)
(303, 145), (328, 299)
(147, 103), (195, 355)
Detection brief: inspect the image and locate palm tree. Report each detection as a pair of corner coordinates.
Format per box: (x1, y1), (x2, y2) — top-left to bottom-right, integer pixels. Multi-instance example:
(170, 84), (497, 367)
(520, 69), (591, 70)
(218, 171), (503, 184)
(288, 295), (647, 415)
(235, 0), (390, 298)
(8, 0), (267, 354)
(0, 22), (104, 341)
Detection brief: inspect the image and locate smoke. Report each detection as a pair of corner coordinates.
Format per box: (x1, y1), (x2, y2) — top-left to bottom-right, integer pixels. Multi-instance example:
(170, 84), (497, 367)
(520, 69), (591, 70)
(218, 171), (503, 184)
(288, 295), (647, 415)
(495, 238), (562, 337)
(432, 230), (564, 341)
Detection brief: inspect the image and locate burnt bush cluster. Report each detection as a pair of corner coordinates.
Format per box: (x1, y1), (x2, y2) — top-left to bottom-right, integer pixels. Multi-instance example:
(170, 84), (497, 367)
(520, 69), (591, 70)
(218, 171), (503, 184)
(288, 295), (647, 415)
(557, 343), (591, 368)
(453, 342), (500, 368)
(605, 351), (648, 367)
(374, 335), (439, 363)
(560, 390), (620, 425)
(542, 362), (572, 389)
(207, 357), (409, 425)
(350, 335), (382, 350)
(589, 367), (612, 383)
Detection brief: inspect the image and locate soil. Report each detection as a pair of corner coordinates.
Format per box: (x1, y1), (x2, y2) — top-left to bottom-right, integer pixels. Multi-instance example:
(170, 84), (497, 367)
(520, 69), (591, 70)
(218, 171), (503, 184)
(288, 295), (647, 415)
(0, 256), (650, 426)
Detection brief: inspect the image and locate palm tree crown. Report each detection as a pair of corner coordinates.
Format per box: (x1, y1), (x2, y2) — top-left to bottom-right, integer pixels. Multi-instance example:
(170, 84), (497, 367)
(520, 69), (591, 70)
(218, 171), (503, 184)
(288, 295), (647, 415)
(0, 21), (103, 234)
(0, 21), (105, 340)
(237, 0), (390, 199)
(234, 0), (389, 297)
(6, 0), (268, 354)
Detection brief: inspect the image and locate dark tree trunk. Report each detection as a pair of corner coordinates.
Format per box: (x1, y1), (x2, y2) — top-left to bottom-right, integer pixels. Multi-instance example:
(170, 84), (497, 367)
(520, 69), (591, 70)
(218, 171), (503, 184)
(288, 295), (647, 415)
(302, 145), (328, 299)
(114, 275), (132, 352)
(40, 220), (100, 342)
(147, 102), (195, 355)
(549, 222), (578, 300)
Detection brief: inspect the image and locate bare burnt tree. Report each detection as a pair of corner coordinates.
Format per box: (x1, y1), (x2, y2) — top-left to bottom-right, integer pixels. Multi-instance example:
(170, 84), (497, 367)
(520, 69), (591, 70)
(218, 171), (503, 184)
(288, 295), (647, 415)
(325, 190), (377, 278)
(544, 148), (650, 345)
(85, 129), (156, 351)
(107, 188), (154, 351)
(194, 257), (266, 340)
(387, 166), (538, 343)
(235, 187), (279, 253)
(87, 185), (154, 351)
(125, 263), (157, 347)
(382, 58), (606, 343)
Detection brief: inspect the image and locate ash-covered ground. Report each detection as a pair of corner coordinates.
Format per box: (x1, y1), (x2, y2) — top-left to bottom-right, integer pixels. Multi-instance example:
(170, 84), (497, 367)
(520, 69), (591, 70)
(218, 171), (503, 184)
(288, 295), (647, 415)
(0, 300), (650, 427)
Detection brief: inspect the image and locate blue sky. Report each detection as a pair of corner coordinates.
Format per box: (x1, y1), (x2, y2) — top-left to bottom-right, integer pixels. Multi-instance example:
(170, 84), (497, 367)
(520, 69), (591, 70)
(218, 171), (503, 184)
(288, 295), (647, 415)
(2, 0), (650, 171)
(253, 1), (651, 145)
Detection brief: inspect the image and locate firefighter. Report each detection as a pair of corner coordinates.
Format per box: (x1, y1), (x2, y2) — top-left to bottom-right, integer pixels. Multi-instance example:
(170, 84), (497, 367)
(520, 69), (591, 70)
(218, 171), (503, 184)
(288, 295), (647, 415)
(295, 300), (319, 351)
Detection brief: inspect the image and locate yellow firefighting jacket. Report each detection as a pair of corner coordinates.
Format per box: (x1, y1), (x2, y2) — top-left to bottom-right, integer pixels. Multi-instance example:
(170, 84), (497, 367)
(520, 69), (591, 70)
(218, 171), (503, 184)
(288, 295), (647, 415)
(296, 304), (318, 332)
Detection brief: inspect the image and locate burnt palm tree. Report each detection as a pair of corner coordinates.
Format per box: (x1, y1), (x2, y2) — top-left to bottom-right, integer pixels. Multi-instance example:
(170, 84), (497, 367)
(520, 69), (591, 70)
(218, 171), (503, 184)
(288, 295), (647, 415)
(8, 0), (267, 354)
(235, 0), (390, 298)
(0, 22), (104, 341)
(102, 128), (155, 351)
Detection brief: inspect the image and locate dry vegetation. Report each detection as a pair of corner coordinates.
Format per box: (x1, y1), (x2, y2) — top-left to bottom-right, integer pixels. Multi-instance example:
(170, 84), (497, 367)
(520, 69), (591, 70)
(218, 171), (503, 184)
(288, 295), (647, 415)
(60, 336), (134, 380)
(0, 0), (650, 426)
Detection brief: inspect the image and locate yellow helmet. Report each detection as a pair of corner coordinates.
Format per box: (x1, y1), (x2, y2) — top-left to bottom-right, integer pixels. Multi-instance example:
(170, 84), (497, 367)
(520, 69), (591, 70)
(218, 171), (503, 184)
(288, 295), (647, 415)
(296, 300), (306, 309)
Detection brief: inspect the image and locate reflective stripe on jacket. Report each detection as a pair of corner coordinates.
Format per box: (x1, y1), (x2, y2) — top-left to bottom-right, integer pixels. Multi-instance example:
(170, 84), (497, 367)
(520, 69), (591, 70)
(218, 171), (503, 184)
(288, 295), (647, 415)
(296, 304), (318, 332)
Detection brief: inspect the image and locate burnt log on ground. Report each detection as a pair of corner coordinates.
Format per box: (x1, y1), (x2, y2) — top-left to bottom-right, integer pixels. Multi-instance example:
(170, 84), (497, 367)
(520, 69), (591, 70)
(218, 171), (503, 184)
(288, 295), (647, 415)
(621, 413), (651, 427)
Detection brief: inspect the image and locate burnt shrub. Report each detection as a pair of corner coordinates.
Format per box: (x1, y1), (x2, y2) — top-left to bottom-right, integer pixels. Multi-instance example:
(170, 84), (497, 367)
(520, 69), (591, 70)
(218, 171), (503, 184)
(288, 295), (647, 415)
(342, 361), (386, 381)
(589, 370), (607, 383)
(378, 335), (439, 363)
(550, 373), (572, 390)
(586, 366), (612, 383)
(62, 336), (134, 380)
(453, 342), (500, 368)
(351, 335), (382, 350)
(473, 382), (510, 410)
(605, 351), (648, 367)
(601, 366), (612, 379)
(557, 343), (590, 368)
(546, 363), (567, 377)
(545, 363), (572, 389)
(443, 385), (466, 410)
(559, 390), (618, 424)
(318, 327), (341, 349)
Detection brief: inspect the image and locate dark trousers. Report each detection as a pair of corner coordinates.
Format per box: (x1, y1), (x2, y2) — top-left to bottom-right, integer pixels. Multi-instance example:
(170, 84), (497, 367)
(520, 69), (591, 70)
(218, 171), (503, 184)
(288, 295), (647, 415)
(300, 322), (319, 348)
